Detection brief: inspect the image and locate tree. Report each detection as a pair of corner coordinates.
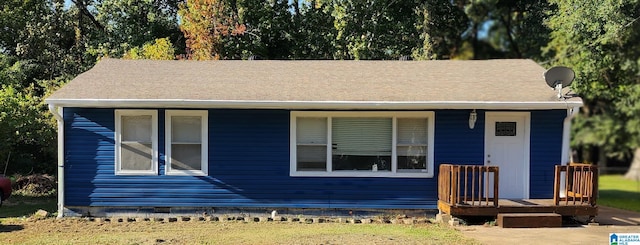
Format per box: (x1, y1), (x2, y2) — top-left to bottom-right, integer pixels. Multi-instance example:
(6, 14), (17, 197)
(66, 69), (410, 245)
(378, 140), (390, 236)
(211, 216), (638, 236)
(0, 62), (56, 174)
(413, 0), (467, 60)
(222, 0), (295, 59)
(460, 0), (553, 60)
(178, 0), (245, 60)
(332, 0), (422, 60)
(123, 38), (176, 60)
(85, 0), (183, 58)
(545, 0), (640, 177)
(290, 1), (336, 59)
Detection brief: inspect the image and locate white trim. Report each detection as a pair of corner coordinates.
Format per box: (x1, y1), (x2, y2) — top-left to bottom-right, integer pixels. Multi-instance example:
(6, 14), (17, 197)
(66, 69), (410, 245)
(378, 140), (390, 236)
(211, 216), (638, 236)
(560, 106), (580, 198)
(45, 99), (583, 110)
(114, 110), (159, 175)
(561, 107), (580, 165)
(326, 118), (332, 172)
(48, 105), (65, 218)
(165, 110), (208, 176)
(391, 118), (397, 174)
(290, 111), (435, 178)
(484, 112), (531, 199)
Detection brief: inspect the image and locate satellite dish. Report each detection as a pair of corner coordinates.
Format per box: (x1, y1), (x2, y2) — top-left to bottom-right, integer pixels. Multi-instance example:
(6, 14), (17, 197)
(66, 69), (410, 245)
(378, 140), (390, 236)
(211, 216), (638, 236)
(544, 66), (575, 89)
(544, 66), (575, 99)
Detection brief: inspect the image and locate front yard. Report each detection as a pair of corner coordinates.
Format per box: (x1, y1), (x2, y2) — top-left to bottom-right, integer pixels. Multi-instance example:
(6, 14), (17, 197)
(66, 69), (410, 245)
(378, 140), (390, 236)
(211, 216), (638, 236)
(598, 174), (640, 212)
(0, 217), (477, 244)
(0, 194), (476, 244)
(0, 174), (637, 244)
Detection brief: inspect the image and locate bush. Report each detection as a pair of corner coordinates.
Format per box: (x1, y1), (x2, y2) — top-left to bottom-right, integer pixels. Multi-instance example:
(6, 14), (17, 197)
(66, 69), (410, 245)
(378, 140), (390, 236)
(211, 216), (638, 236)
(12, 174), (57, 197)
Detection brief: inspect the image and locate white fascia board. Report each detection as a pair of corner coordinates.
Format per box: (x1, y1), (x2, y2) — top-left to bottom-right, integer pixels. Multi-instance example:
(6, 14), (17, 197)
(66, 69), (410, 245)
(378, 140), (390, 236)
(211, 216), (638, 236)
(45, 99), (583, 110)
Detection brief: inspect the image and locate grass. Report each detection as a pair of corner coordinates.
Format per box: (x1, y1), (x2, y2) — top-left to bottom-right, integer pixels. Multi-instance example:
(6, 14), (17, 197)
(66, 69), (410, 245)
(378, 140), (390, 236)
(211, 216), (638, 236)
(0, 194), (57, 218)
(0, 218), (477, 245)
(0, 195), (476, 244)
(599, 175), (640, 212)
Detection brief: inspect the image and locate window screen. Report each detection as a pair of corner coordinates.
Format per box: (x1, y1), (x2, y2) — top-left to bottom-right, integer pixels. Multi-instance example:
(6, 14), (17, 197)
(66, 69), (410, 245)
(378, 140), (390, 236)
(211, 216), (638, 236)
(121, 115), (153, 171)
(115, 110), (158, 175)
(166, 110), (208, 176)
(170, 116), (202, 171)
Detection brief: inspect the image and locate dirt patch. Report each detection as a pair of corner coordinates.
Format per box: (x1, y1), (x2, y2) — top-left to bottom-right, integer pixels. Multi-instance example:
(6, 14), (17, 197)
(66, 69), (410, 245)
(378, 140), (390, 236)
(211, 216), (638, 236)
(459, 224), (638, 244)
(0, 218), (477, 244)
(459, 207), (640, 244)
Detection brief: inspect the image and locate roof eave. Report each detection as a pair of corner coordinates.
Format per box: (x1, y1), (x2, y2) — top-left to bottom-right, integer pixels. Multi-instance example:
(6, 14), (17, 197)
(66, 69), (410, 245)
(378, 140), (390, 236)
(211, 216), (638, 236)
(45, 99), (584, 110)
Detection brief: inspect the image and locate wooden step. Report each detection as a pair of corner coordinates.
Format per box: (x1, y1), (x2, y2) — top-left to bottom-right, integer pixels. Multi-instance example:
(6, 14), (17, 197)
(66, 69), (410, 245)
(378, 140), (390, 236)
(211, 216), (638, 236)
(497, 213), (562, 228)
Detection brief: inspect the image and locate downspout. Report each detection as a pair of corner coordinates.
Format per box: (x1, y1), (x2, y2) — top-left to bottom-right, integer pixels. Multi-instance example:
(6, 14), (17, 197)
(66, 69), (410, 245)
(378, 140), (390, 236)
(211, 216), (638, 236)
(48, 104), (64, 218)
(561, 106), (580, 165)
(560, 105), (580, 198)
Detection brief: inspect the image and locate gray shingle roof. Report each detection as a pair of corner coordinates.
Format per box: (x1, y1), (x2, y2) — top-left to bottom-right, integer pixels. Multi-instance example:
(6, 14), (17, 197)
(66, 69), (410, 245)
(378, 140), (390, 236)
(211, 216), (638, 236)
(45, 58), (582, 109)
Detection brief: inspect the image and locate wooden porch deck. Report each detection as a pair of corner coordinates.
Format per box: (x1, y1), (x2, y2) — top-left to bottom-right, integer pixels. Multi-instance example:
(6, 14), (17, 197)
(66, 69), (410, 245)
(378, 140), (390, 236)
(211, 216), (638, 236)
(438, 163), (598, 218)
(438, 198), (597, 216)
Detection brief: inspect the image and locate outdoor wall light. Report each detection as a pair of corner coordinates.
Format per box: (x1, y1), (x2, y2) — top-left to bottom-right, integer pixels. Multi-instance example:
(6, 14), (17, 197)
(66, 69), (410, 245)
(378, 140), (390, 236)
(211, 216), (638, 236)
(469, 109), (477, 129)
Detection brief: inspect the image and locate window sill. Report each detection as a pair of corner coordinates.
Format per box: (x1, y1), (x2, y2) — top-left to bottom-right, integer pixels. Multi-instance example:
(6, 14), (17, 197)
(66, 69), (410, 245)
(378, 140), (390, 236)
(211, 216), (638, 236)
(165, 170), (208, 176)
(290, 170), (433, 178)
(115, 171), (158, 176)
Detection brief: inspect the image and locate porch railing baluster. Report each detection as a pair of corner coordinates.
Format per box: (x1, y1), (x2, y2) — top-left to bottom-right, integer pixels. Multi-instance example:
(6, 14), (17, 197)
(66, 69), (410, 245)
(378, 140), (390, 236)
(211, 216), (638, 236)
(552, 163), (598, 207)
(438, 164), (499, 208)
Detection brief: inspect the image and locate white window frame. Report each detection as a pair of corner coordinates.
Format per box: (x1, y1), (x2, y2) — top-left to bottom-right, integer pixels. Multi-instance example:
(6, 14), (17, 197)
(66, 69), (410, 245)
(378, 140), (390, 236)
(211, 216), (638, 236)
(290, 111), (435, 178)
(114, 110), (158, 175)
(165, 110), (209, 176)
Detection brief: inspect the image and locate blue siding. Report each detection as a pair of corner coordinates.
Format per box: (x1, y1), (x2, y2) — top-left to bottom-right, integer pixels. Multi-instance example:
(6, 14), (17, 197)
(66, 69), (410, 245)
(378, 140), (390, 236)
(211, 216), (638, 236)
(434, 110), (485, 165)
(63, 108), (565, 209)
(530, 110), (565, 198)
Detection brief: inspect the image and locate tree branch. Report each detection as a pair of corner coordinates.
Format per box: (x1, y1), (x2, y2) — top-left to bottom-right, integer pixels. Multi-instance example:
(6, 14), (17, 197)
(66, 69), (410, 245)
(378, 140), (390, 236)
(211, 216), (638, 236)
(71, 0), (105, 32)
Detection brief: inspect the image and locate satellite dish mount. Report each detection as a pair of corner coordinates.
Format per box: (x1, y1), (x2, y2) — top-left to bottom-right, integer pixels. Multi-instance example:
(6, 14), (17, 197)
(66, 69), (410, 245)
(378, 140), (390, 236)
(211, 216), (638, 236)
(544, 66), (575, 99)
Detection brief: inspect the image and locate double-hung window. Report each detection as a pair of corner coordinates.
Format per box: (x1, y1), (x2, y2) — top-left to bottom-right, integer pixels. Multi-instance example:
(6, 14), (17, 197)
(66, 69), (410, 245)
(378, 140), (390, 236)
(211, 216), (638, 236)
(290, 111), (435, 178)
(165, 110), (208, 176)
(115, 110), (158, 175)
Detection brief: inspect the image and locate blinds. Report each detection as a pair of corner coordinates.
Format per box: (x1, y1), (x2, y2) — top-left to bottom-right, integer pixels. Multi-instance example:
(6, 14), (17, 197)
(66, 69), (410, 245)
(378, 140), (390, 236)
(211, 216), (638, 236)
(296, 117), (327, 144)
(332, 118), (392, 156)
(296, 117), (327, 170)
(397, 118), (428, 145)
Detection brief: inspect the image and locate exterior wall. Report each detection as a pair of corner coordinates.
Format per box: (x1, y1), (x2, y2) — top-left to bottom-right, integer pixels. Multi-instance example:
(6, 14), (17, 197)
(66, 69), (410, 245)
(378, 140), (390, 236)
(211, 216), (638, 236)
(529, 110), (565, 198)
(63, 108), (564, 210)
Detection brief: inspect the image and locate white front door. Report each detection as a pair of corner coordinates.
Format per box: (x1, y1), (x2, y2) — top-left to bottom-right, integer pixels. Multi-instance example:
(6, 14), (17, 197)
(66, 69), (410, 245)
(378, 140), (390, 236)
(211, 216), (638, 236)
(485, 112), (530, 199)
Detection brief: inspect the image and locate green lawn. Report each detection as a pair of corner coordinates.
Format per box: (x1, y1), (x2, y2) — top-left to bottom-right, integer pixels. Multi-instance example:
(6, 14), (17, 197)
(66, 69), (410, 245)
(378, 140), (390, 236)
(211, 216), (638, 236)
(599, 175), (640, 212)
(0, 194), (57, 218)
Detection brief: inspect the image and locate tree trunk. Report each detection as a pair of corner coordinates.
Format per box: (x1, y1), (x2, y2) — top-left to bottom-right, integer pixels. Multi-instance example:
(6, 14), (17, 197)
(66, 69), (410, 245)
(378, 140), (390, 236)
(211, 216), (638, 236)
(624, 148), (640, 180)
(598, 146), (608, 171)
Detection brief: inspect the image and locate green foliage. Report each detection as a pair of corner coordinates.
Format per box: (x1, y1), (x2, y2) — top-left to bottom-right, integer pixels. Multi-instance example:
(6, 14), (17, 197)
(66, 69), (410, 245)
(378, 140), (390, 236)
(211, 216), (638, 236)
(0, 0), (601, 175)
(226, 0), (296, 59)
(332, 0), (422, 60)
(123, 38), (176, 60)
(0, 85), (56, 174)
(88, 0), (183, 58)
(413, 0), (467, 60)
(0, 0), (51, 55)
(462, 0), (553, 59)
(546, 0), (640, 162)
(290, 1), (337, 59)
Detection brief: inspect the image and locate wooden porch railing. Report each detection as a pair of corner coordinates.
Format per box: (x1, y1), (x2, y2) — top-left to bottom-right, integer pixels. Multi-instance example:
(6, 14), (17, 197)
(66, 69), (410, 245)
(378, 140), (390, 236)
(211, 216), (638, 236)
(438, 164), (499, 207)
(553, 163), (598, 206)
